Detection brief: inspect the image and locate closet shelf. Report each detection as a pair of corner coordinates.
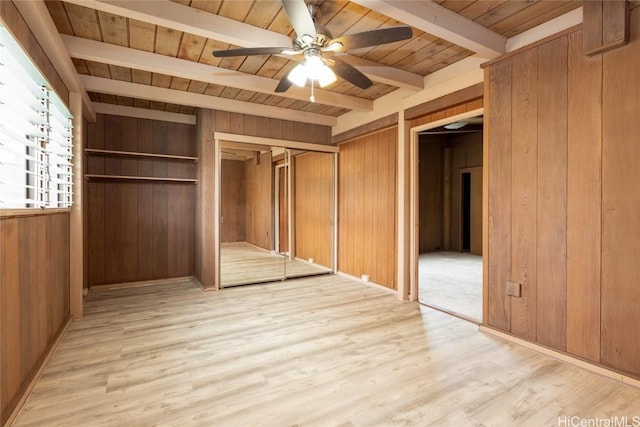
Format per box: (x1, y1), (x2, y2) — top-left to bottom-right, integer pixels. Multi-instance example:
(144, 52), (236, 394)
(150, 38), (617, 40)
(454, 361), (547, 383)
(85, 149), (198, 162)
(85, 174), (197, 184)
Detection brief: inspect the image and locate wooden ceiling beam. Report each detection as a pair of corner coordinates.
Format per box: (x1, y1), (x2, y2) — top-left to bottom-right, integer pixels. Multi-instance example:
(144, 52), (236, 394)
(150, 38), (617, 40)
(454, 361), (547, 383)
(63, 35), (373, 112)
(80, 75), (337, 127)
(350, 0), (507, 59)
(336, 55), (423, 89)
(61, 0), (424, 91)
(93, 102), (196, 125)
(13, 0), (96, 121)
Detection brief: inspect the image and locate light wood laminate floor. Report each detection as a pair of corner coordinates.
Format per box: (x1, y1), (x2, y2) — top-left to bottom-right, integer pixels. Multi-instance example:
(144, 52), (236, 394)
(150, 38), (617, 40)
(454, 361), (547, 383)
(419, 251), (482, 323)
(14, 276), (640, 426)
(221, 242), (331, 287)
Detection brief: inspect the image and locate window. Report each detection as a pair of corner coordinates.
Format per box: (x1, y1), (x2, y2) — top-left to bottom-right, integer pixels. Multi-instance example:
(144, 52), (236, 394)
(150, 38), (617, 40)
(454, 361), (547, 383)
(0, 24), (73, 209)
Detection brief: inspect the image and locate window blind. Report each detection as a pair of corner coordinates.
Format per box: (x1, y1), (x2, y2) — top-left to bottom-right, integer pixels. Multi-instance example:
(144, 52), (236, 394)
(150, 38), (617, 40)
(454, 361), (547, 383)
(0, 25), (73, 209)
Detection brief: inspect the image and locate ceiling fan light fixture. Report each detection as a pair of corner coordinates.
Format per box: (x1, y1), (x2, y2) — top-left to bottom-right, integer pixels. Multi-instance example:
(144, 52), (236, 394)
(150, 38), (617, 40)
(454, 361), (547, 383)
(317, 65), (337, 87)
(287, 63), (308, 87)
(303, 55), (336, 87)
(304, 55), (325, 80)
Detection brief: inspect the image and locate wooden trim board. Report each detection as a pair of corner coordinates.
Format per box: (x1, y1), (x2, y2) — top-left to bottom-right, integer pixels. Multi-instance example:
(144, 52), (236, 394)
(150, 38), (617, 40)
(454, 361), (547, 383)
(213, 139), (221, 291)
(336, 271), (397, 296)
(404, 83), (483, 120)
(332, 113), (399, 145)
(481, 24), (582, 68)
(333, 153), (338, 274)
(480, 325), (640, 389)
(191, 276), (217, 292)
(0, 208), (70, 219)
(85, 149), (198, 162)
(88, 276), (194, 291)
(85, 174), (197, 183)
(482, 74), (490, 326)
(92, 102), (196, 125)
(410, 108), (484, 134)
(337, 124), (401, 146)
(214, 132), (338, 153)
(69, 91), (84, 320)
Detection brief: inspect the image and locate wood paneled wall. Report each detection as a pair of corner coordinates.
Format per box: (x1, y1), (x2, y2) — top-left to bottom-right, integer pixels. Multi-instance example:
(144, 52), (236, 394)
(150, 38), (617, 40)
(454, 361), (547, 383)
(245, 152), (273, 251)
(294, 152), (334, 268)
(86, 114), (195, 286)
(600, 8), (640, 377)
(339, 128), (397, 289)
(220, 160), (246, 243)
(1, 213), (70, 424)
(484, 13), (640, 378)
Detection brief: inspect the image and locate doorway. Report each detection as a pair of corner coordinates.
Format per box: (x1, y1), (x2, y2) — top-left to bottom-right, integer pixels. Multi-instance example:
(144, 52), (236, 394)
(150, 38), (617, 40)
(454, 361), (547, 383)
(413, 114), (484, 323)
(461, 171), (471, 252)
(460, 167), (482, 255)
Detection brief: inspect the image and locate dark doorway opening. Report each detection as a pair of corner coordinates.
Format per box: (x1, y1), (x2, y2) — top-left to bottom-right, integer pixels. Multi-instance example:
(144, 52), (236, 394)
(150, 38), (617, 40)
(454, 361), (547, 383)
(461, 172), (471, 253)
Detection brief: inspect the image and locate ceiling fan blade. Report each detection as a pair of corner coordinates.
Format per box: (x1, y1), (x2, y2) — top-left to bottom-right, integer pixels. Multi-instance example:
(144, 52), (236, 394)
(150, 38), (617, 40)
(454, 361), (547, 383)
(330, 26), (413, 51)
(282, 0), (317, 38)
(331, 58), (373, 90)
(275, 68), (295, 93)
(213, 47), (293, 58)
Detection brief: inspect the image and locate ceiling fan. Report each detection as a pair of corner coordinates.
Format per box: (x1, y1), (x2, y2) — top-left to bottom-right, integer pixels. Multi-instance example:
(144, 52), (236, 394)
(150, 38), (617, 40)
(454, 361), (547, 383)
(213, 0), (413, 97)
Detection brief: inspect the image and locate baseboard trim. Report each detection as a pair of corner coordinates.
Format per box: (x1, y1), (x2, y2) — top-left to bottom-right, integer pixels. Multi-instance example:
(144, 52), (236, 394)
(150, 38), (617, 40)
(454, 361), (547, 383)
(89, 276), (194, 292)
(479, 325), (640, 389)
(5, 315), (73, 427)
(193, 276), (217, 292)
(336, 271), (397, 296)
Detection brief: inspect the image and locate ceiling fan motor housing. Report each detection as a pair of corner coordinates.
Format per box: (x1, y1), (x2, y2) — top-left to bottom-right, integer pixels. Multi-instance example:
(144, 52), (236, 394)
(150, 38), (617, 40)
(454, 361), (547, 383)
(293, 26), (333, 52)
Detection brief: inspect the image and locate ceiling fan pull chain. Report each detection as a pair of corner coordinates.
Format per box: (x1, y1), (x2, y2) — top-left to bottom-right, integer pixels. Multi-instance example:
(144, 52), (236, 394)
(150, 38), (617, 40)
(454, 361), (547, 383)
(310, 80), (315, 103)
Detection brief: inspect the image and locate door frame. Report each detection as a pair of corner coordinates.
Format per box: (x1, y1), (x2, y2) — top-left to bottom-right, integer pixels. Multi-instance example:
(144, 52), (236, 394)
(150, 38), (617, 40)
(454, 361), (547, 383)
(408, 108), (484, 303)
(274, 162), (288, 255)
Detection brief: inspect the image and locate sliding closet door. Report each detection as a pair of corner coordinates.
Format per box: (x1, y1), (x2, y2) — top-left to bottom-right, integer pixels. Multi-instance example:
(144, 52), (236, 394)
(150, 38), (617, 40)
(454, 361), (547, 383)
(219, 144), (283, 287)
(285, 150), (335, 279)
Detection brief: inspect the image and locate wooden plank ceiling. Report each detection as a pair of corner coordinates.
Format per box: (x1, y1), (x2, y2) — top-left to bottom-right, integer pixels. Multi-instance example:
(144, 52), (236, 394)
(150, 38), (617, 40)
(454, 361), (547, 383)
(46, 0), (581, 119)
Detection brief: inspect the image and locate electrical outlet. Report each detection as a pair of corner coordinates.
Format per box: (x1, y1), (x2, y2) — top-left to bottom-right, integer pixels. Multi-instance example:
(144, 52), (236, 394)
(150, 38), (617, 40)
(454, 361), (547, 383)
(506, 281), (522, 298)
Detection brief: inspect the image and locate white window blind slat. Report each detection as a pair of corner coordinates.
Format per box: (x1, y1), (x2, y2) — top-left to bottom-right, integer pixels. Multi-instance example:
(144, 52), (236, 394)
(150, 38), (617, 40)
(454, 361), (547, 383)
(0, 106), (47, 138)
(1, 25), (73, 209)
